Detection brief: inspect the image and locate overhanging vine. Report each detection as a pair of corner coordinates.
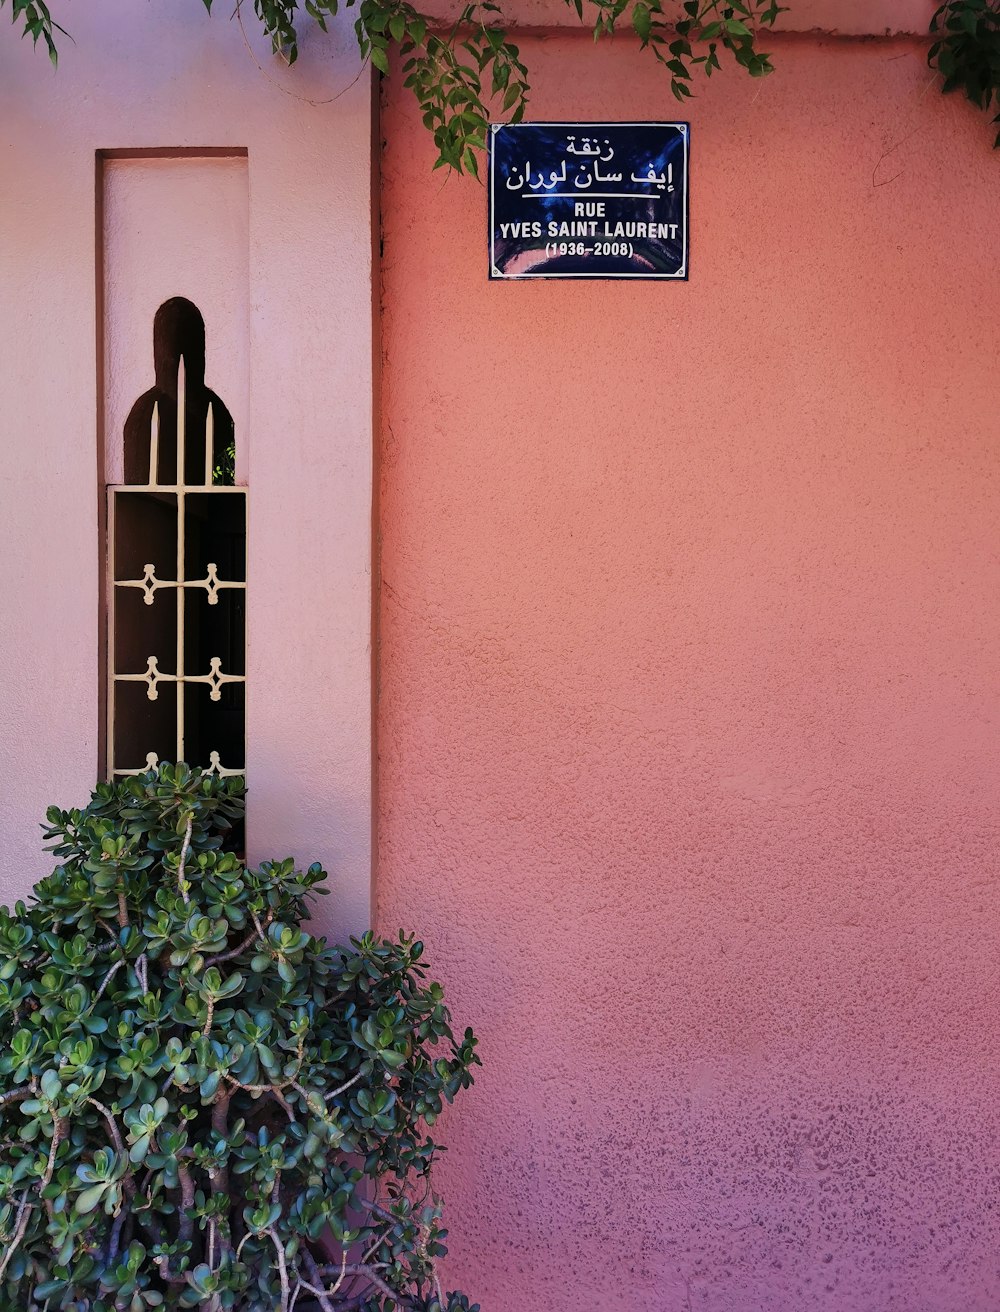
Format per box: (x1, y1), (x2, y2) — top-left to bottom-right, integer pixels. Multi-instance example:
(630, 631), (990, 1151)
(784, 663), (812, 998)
(4, 0), (999, 169)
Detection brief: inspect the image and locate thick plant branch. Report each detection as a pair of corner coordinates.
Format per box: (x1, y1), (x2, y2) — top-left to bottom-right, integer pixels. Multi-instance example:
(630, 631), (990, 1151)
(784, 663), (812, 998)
(86, 1096), (125, 1152)
(0, 1191), (33, 1282)
(0, 1112), (61, 1281)
(178, 1161), (196, 1249)
(267, 1226), (291, 1311)
(115, 877), (131, 929)
(309, 1259), (418, 1308)
(211, 910), (273, 963)
(92, 956), (125, 1005)
(323, 1069), (364, 1102)
(176, 811), (194, 905)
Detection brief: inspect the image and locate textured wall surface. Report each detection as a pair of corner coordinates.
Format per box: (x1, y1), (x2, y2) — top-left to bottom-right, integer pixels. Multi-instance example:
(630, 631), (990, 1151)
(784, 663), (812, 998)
(0, 3), (374, 939)
(416, 0), (938, 35)
(102, 156), (251, 486)
(378, 36), (1000, 1311)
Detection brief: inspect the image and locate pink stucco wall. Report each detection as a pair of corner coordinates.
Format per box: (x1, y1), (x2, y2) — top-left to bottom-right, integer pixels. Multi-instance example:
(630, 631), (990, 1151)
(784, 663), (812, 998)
(417, 0), (938, 34)
(378, 34), (1000, 1312)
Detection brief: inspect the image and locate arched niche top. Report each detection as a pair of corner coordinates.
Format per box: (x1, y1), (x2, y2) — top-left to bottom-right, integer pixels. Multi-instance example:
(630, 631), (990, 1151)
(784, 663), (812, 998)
(123, 297), (235, 487)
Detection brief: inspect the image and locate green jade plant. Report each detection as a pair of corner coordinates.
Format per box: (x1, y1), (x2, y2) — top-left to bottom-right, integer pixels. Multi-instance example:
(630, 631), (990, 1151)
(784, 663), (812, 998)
(0, 764), (480, 1312)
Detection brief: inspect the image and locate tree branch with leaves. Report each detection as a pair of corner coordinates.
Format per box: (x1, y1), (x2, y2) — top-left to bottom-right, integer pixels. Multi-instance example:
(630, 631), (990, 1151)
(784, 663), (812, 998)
(4, 0), (788, 172)
(4, 0), (1000, 169)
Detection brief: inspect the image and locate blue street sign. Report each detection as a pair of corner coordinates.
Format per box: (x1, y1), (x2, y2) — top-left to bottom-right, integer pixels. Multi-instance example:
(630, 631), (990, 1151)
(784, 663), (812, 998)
(489, 121), (689, 281)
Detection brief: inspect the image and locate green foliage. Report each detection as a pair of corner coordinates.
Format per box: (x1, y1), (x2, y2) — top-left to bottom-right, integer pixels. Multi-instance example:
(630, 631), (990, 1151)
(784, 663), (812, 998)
(3, 0), (783, 173)
(1, 0), (62, 65)
(218, 0), (786, 172)
(929, 0), (1000, 145)
(0, 764), (480, 1312)
(620, 0), (785, 95)
(7, 0), (1000, 167)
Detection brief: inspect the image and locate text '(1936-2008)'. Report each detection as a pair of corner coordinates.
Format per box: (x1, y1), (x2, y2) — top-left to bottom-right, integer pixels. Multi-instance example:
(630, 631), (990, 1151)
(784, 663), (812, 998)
(489, 121), (689, 281)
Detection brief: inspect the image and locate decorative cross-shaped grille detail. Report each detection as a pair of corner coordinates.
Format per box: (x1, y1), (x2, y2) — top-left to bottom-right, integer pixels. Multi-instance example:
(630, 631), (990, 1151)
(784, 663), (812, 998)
(115, 561), (245, 609)
(116, 656), (175, 702)
(187, 656), (244, 703)
(115, 563), (171, 607)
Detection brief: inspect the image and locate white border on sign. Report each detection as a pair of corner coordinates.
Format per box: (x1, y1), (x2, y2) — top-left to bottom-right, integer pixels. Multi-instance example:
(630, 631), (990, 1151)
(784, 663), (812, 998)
(488, 120), (690, 281)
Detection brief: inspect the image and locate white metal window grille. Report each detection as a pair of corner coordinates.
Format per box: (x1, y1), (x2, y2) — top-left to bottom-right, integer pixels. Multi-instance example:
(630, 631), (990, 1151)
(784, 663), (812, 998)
(107, 298), (246, 779)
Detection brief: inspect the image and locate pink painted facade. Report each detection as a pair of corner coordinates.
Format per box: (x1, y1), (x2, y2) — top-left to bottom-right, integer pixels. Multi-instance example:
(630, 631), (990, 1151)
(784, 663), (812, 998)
(377, 29), (1000, 1312)
(1, 4), (999, 1310)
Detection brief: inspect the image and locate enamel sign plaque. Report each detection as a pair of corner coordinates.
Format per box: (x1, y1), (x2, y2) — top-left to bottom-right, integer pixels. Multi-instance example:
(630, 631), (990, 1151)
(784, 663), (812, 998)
(489, 121), (689, 281)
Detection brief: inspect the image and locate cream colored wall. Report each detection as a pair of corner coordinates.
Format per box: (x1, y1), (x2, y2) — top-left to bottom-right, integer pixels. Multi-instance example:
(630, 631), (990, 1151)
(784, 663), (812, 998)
(0, 3), (375, 938)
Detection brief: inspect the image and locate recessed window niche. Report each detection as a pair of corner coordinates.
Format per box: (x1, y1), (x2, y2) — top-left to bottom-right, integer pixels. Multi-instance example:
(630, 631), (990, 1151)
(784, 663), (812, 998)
(101, 151), (249, 785)
(108, 297), (246, 781)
